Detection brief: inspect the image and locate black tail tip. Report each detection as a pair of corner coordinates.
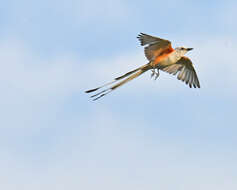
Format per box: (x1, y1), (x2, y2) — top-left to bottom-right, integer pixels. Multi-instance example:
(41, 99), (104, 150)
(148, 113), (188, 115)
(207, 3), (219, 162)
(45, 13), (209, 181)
(85, 88), (99, 93)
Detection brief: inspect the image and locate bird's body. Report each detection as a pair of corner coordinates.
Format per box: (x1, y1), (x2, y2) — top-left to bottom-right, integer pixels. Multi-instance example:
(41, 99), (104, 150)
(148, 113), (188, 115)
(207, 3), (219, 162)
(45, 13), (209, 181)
(153, 50), (178, 68)
(86, 33), (200, 100)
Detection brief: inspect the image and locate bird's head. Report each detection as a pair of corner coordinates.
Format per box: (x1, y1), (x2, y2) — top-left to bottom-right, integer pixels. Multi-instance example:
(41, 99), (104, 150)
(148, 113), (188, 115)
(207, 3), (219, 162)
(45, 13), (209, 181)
(175, 47), (193, 56)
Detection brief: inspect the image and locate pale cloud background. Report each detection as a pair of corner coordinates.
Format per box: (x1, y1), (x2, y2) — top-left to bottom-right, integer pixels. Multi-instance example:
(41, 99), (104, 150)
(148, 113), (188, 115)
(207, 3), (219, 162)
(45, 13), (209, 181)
(0, 0), (237, 190)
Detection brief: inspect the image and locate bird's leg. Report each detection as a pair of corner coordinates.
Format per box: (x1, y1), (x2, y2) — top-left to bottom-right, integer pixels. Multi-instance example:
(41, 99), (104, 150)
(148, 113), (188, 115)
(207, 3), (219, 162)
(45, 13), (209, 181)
(154, 69), (160, 80)
(151, 68), (160, 80)
(151, 69), (155, 78)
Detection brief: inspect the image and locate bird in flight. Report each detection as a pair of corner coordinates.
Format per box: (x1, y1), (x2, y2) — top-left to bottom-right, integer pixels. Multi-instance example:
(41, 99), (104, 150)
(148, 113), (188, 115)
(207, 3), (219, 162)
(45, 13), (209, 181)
(85, 33), (200, 100)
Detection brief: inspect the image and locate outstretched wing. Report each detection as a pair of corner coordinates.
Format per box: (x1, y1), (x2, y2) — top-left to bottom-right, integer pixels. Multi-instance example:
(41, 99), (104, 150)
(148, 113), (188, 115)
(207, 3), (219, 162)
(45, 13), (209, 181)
(162, 56), (200, 88)
(137, 33), (173, 61)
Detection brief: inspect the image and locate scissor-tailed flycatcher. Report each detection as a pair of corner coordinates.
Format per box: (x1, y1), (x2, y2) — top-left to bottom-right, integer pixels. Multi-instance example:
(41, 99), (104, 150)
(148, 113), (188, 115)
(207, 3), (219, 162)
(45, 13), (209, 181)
(85, 33), (200, 100)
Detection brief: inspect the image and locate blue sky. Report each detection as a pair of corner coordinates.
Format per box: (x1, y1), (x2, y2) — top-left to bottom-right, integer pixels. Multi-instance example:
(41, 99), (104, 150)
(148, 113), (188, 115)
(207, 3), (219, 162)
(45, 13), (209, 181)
(0, 0), (237, 189)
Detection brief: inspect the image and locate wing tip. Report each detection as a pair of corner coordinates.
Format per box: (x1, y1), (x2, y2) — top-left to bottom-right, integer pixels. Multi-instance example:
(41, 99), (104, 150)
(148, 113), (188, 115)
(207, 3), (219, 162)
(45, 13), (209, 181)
(137, 33), (149, 46)
(137, 34), (144, 46)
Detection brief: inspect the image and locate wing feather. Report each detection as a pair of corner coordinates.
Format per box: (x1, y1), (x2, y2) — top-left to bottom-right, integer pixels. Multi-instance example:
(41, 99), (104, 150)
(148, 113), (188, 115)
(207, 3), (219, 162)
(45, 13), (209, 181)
(137, 33), (173, 61)
(161, 56), (200, 88)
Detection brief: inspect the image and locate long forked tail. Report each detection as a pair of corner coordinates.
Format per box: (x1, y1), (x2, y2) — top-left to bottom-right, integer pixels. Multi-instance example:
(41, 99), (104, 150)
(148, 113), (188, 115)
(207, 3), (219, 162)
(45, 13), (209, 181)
(85, 63), (150, 100)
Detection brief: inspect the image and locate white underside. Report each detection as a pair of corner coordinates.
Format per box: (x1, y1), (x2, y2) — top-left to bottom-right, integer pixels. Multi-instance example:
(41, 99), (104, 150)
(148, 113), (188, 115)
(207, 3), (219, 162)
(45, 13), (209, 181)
(157, 51), (181, 68)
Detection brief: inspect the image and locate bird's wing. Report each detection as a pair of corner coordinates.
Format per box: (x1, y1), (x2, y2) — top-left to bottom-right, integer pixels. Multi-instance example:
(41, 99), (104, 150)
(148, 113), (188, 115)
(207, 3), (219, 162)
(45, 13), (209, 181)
(137, 33), (173, 61)
(161, 56), (200, 88)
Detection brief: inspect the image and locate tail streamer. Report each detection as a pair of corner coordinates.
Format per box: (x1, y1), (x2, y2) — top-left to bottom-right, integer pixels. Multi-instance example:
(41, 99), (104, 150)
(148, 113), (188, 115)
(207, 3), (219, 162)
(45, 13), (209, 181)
(85, 63), (150, 100)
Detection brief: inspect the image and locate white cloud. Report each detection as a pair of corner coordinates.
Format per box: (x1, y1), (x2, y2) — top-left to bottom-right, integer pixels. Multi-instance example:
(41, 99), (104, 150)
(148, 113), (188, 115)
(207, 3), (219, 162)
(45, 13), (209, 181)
(0, 112), (237, 190)
(0, 40), (81, 97)
(0, 40), (86, 130)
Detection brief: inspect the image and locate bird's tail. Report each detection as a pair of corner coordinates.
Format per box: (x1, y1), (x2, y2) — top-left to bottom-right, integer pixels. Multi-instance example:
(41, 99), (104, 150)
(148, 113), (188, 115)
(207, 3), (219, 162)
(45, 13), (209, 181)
(85, 63), (151, 100)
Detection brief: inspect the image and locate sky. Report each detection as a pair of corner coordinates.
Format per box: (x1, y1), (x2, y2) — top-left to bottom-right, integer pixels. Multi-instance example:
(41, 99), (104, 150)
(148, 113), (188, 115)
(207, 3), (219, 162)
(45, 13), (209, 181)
(0, 0), (237, 189)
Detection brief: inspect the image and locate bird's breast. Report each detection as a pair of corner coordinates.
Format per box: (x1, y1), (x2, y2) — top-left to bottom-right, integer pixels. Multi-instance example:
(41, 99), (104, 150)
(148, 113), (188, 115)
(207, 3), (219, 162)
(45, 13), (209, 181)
(152, 52), (178, 68)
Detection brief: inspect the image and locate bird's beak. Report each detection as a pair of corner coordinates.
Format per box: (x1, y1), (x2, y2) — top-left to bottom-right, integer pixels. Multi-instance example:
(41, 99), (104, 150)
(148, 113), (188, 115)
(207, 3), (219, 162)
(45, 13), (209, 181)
(187, 48), (193, 51)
